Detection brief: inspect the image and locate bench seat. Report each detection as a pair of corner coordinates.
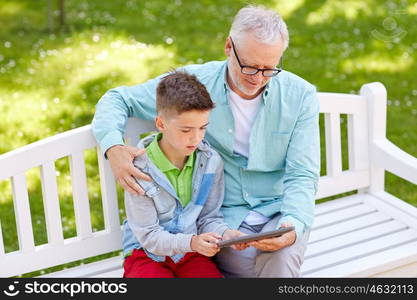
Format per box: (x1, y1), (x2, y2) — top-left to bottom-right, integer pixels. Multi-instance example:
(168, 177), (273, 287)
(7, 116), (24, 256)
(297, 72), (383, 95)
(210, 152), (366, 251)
(302, 191), (417, 277)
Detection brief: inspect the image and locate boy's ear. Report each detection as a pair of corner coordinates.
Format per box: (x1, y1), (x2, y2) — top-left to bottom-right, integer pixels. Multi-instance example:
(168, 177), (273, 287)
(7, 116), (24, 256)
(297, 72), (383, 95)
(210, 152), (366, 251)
(155, 116), (165, 131)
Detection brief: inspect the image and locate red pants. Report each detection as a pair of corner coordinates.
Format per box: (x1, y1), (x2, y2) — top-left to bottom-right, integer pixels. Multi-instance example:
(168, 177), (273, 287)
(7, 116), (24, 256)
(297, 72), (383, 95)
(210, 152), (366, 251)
(123, 249), (223, 278)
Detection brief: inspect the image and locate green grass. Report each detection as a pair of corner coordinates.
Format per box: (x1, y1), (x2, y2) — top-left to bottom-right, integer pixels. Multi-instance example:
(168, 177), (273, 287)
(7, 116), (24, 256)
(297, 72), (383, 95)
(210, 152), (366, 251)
(1, 0), (416, 276)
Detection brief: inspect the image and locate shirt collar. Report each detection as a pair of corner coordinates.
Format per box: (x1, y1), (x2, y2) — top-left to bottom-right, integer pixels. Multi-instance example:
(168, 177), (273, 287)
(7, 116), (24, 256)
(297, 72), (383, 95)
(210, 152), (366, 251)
(146, 133), (195, 172)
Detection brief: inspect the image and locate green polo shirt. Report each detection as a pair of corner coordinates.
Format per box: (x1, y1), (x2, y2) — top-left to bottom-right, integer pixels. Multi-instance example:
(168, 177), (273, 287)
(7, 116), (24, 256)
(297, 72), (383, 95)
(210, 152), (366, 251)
(145, 133), (195, 207)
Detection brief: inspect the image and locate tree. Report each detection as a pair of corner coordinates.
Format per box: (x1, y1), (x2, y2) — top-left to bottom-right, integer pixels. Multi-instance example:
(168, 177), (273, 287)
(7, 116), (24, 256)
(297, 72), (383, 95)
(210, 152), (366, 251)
(47, 0), (65, 32)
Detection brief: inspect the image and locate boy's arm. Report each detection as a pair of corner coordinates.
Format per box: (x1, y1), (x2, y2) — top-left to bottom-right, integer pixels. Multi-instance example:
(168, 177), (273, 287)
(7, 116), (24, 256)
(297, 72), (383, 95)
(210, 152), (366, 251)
(196, 154), (230, 236)
(125, 189), (193, 256)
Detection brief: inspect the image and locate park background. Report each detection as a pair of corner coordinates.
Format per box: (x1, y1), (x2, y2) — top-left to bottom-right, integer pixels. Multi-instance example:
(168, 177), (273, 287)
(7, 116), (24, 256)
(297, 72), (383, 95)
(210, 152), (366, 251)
(0, 0), (416, 276)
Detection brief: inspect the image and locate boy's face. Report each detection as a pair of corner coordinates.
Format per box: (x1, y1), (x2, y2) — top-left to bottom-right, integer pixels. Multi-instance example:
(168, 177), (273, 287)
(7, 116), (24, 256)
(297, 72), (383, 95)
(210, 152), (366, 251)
(155, 109), (210, 157)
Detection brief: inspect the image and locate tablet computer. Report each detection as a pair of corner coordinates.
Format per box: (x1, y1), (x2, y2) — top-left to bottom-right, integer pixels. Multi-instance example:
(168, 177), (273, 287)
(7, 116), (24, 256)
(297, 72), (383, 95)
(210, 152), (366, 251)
(218, 226), (295, 248)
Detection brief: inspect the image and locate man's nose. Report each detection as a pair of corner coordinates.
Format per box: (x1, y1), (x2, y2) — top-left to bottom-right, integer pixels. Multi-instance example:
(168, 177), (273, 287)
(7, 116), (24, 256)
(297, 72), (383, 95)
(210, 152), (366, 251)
(253, 71), (264, 83)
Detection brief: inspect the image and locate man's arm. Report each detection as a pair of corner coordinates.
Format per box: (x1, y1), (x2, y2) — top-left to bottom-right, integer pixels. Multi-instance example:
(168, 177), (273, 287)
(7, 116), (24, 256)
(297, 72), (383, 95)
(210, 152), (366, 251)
(249, 86), (319, 252)
(92, 78), (161, 154)
(92, 76), (162, 194)
(278, 86), (320, 239)
(91, 63), (214, 195)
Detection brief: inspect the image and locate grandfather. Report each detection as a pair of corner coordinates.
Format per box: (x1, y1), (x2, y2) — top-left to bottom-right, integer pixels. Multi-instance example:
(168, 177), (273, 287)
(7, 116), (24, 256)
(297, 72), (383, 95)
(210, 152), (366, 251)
(92, 5), (320, 277)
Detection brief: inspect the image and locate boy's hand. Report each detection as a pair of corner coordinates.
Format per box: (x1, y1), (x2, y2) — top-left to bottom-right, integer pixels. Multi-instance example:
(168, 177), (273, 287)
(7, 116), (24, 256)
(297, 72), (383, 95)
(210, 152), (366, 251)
(106, 145), (152, 195)
(222, 229), (249, 250)
(191, 232), (221, 257)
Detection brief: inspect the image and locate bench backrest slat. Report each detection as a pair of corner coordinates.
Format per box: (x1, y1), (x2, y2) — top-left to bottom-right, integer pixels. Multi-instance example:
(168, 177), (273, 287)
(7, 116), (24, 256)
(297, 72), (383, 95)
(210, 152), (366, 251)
(69, 151), (93, 239)
(324, 113), (343, 177)
(12, 174), (35, 253)
(40, 161), (64, 245)
(97, 148), (120, 232)
(348, 111), (370, 171)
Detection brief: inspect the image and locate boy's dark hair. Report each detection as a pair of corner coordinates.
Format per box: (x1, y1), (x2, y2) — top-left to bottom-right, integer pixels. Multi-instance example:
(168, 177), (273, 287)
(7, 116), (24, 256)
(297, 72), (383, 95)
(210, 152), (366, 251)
(156, 71), (215, 116)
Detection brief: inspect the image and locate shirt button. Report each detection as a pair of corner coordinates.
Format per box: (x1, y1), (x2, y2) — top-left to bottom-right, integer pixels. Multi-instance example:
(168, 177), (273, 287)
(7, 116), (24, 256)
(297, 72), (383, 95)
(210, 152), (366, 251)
(228, 129), (233, 134)
(245, 193), (249, 197)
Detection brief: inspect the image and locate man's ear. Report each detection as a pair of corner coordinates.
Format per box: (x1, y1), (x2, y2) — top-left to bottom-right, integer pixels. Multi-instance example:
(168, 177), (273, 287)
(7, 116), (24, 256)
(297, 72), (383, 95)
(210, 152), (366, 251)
(155, 116), (165, 131)
(224, 36), (232, 57)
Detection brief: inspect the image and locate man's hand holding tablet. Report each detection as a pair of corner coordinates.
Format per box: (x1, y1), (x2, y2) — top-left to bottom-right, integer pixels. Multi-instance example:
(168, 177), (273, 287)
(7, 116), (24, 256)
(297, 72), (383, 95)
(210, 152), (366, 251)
(218, 226), (295, 248)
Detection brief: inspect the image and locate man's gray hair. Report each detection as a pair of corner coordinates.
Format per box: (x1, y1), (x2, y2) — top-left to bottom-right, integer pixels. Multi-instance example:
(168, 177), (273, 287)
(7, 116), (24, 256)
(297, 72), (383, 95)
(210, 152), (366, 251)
(230, 5), (289, 50)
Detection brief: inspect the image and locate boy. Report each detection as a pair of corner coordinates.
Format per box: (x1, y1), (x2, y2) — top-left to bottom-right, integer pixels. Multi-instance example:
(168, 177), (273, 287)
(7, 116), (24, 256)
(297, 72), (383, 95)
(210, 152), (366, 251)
(122, 71), (245, 278)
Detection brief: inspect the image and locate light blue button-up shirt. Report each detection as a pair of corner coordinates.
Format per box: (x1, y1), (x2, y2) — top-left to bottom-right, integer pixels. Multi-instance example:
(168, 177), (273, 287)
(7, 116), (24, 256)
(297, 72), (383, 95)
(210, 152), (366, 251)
(92, 60), (320, 239)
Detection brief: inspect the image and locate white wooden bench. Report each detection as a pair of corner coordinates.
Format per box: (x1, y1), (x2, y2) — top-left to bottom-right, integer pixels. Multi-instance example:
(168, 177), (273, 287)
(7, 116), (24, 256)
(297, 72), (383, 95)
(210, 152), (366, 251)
(1, 82), (417, 278)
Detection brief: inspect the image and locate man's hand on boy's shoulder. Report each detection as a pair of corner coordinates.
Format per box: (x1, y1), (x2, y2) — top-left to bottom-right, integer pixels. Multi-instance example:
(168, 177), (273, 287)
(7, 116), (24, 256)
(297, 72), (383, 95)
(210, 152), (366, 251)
(106, 145), (152, 195)
(222, 229), (249, 251)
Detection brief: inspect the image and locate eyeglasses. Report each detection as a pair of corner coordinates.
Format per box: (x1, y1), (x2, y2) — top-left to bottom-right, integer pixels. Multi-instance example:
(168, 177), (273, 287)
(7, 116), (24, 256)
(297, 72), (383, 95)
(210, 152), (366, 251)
(230, 37), (283, 77)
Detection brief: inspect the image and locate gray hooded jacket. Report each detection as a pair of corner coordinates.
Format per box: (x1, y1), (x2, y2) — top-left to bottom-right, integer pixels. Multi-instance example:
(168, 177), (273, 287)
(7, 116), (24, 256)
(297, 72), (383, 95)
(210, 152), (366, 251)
(122, 133), (230, 262)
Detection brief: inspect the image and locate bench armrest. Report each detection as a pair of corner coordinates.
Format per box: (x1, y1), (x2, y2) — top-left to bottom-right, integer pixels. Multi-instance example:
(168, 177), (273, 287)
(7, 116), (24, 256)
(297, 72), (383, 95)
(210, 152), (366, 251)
(371, 139), (417, 185)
